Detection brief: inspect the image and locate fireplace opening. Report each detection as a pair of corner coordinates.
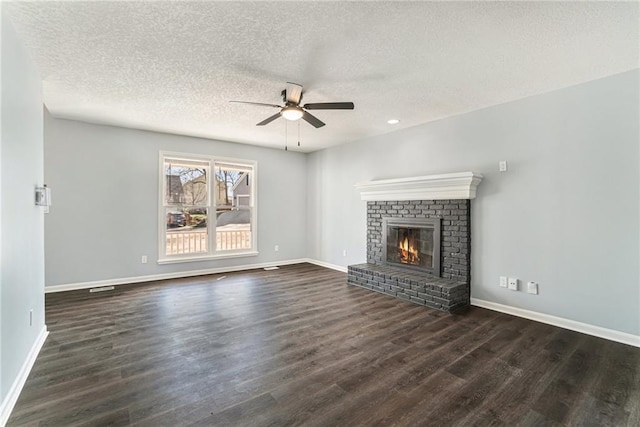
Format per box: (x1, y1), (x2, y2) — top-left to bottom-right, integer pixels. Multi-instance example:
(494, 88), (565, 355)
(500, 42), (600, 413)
(382, 218), (441, 276)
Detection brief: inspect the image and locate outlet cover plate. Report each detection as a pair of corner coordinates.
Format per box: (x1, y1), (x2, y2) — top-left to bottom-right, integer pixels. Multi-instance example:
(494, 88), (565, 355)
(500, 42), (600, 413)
(527, 281), (539, 295)
(508, 277), (519, 291)
(499, 276), (508, 288)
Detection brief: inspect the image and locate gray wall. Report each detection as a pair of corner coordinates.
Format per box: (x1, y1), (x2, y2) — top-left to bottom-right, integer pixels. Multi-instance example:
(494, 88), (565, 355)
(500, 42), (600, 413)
(44, 112), (307, 286)
(307, 70), (640, 336)
(0, 6), (45, 401)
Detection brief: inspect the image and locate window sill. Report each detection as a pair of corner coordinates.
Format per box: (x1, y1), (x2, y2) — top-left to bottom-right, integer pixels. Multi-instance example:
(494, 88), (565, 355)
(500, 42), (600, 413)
(157, 251), (259, 265)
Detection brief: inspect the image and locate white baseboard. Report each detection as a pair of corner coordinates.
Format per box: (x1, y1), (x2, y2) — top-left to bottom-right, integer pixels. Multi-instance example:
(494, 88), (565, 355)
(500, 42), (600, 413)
(471, 298), (640, 348)
(45, 258), (349, 294)
(45, 258), (309, 293)
(305, 258), (348, 273)
(0, 325), (48, 426)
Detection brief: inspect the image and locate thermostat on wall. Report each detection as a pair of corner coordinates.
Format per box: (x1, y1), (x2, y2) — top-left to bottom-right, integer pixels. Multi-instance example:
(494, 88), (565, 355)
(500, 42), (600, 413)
(35, 185), (51, 207)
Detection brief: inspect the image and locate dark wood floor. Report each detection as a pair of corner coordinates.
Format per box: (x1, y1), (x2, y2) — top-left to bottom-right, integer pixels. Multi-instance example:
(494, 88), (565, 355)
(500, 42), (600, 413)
(8, 263), (640, 426)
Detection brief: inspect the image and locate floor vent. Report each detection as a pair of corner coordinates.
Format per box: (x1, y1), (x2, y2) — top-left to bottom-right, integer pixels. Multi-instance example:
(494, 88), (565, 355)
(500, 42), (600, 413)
(89, 286), (115, 293)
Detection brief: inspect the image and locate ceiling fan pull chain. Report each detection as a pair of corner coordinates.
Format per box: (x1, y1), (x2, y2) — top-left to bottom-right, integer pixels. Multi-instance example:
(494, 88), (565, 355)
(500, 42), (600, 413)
(297, 120), (301, 147)
(285, 120), (288, 151)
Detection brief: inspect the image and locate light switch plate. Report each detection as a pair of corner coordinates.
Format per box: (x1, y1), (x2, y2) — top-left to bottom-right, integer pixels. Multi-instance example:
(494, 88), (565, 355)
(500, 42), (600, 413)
(508, 277), (519, 291)
(499, 276), (508, 288)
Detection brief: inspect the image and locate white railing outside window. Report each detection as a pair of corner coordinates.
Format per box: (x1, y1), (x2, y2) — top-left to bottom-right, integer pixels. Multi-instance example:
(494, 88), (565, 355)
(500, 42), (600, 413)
(166, 226), (251, 255)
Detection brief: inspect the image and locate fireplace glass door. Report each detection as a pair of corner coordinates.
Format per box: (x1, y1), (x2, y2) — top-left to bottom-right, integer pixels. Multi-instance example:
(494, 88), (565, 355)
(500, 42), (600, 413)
(383, 218), (441, 275)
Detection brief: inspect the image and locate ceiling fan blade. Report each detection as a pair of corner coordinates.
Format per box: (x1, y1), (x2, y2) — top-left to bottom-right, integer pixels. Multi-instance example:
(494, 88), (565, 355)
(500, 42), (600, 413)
(230, 101), (281, 108)
(285, 82), (303, 104)
(256, 113), (281, 126)
(302, 111), (326, 128)
(303, 102), (354, 110)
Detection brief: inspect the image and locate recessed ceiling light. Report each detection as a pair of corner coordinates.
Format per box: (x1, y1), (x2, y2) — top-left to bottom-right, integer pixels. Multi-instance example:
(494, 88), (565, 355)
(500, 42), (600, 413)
(387, 119), (400, 124)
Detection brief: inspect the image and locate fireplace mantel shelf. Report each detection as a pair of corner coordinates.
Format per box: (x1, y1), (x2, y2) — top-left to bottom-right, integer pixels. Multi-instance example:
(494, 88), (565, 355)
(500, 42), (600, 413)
(355, 172), (483, 201)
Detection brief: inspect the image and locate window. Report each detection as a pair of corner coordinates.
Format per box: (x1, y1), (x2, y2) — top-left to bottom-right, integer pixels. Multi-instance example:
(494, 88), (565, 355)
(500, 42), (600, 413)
(159, 152), (257, 263)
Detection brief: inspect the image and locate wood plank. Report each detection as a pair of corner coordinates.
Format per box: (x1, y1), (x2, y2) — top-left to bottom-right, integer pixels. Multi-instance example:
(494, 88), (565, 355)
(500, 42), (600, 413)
(6, 263), (640, 426)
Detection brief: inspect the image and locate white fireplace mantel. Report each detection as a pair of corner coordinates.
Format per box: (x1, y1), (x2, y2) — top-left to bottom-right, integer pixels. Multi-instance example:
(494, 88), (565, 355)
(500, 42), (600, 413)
(355, 172), (483, 201)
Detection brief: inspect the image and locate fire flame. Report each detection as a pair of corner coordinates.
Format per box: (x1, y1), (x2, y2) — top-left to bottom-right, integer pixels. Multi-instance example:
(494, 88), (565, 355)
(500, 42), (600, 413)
(399, 235), (420, 265)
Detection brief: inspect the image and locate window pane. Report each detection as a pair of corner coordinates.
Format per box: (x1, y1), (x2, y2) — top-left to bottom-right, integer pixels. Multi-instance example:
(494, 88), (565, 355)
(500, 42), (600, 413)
(215, 163), (252, 251)
(165, 208), (208, 255)
(164, 158), (209, 206)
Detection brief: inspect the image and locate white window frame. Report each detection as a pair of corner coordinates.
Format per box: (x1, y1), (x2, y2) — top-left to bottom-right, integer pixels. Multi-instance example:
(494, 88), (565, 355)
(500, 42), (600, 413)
(158, 151), (258, 264)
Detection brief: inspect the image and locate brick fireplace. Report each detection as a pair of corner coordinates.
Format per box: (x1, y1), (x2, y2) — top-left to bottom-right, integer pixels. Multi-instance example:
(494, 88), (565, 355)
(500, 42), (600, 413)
(348, 172), (482, 313)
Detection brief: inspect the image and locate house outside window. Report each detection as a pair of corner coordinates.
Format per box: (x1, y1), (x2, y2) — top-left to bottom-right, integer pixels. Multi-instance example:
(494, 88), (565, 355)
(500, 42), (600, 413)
(159, 152), (257, 263)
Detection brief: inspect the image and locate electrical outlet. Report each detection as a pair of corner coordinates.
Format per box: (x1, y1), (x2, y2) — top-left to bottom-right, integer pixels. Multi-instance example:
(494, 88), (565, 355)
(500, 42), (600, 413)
(527, 281), (539, 295)
(499, 160), (508, 172)
(343, 249), (347, 257)
(141, 255), (148, 264)
(274, 245), (279, 252)
(508, 277), (519, 291)
(499, 276), (507, 288)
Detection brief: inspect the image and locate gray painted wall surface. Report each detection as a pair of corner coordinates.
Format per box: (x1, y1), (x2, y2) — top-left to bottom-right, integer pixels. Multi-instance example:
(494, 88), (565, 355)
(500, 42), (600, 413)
(1, 4), (3, 397)
(307, 70), (640, 335)
(44, 112), (307, 286)
(1, 7), (45, 399)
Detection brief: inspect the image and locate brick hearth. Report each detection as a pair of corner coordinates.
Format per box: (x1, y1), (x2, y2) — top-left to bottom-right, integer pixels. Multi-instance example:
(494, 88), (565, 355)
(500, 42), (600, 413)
(347, 263), (469, 313)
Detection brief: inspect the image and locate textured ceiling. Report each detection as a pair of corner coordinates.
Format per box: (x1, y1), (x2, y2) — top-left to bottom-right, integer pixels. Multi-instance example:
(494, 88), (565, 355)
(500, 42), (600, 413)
(6, 1), (639, 152)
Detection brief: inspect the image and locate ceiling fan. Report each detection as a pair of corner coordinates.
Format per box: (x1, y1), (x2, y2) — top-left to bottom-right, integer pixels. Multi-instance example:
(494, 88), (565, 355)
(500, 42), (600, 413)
(230, 82), (354, 128)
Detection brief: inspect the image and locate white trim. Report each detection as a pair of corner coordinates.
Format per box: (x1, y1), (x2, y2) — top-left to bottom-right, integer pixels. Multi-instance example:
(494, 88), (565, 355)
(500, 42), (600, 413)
(355, 171), (483, 201)
(158, 250), (259, 264)
(45, 258), (308, 293)
(0, 326), (48, 426)
(471, 298), (640, 348)
(305, 258), (348, 273)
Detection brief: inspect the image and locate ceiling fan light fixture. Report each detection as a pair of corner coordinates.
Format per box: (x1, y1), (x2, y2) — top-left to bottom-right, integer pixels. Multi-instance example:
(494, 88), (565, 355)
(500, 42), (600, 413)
(281, 106), (304, 121)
